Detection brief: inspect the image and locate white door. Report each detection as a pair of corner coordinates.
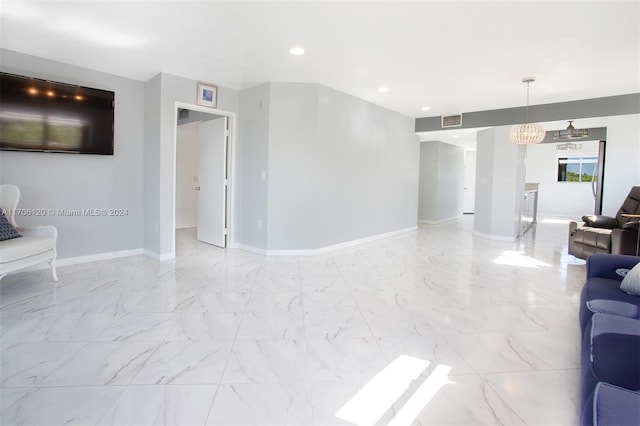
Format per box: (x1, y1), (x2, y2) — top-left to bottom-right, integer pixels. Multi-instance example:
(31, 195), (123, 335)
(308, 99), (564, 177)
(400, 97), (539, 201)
(463, 150), (476, 214)
(197, 117), (227, 247)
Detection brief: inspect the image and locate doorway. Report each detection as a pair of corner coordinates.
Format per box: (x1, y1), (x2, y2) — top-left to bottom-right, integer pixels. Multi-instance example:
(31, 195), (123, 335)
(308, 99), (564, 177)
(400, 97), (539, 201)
(463, 150), (476, 214)
(524, 139), (605, 218)
(172, 103), (236, 255)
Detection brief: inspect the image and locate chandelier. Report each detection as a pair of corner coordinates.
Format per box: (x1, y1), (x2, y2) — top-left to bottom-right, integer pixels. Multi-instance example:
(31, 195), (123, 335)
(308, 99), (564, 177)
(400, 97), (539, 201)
(509, 77), (546, 144)
(553, 120), (589, 140)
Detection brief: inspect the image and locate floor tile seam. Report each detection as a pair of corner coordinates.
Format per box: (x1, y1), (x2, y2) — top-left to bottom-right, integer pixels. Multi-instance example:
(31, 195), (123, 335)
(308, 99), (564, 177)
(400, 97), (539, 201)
(216, 379), (312, 386)
(202, 261), (260, 426)
(0, 386), (120, 424)
(340, 280), (388, 355)
(332, 256), (380, 340)
(437, 329), (556, 374)
(503, 337), (561, 372)
(91, 382), (137, 425)
(0, 290), (57, 309)
(432, 335), (491, 376)
(0, 383), (132, 390)
(505, 328), (581, 336)
(15, 338), (94, 388)
(2, 382), (225, 388)
(482, 368), (581, 379)
(297, 256), (322, 426)
(115, 295), (215, 401)
(469, 363), (565, 375)
(474, 372), (530, 426)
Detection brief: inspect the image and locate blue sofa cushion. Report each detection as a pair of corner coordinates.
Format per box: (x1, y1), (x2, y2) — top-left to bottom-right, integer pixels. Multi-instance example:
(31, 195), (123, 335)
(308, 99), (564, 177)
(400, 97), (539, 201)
(581, 383), (640, 426)
(581, 314), (640, 406)
(579, 276), (640, 332)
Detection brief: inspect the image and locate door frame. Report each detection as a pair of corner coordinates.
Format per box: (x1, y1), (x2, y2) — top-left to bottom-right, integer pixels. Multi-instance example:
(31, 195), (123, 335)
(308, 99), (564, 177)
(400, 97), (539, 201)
(172, 101), (237, 255)
(594, 140), (606, 215)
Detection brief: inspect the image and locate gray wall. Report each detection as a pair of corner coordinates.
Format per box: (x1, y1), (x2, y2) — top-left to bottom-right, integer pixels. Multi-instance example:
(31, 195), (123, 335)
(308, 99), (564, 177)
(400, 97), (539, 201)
(143, 74), (162, 254)
(266, 83), (320, 250)
(264, 83), (419, 250)
(236, 84), (270, 250)
(418, 142), (464, 222)
(143, 72), (239, 257)
(474, 126), (520, 239)
(601, 114), (640, 216)
(0, 49), (144, 259)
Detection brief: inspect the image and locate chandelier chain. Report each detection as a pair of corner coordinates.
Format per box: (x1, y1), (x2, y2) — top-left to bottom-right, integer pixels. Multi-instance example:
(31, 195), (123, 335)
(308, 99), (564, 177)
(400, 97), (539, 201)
(525, 81), (531, 122)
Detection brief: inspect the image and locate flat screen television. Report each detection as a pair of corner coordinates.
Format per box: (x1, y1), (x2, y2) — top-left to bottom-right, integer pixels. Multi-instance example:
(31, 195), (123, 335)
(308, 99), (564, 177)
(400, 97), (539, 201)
(0, 72), (114, 155)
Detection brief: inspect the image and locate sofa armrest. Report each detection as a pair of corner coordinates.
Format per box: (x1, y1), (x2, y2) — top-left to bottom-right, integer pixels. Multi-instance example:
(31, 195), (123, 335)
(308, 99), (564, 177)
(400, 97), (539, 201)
(569, 220), (585, 235)
(17, 225), (58, 239)
(582, 214), (619, 229)
(586, 253), (640, 280)
(611, 227), (638, 256)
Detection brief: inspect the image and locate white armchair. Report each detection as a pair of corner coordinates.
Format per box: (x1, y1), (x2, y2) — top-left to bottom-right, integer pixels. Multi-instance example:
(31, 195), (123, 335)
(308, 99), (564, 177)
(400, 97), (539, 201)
(0, 184), (58, 281)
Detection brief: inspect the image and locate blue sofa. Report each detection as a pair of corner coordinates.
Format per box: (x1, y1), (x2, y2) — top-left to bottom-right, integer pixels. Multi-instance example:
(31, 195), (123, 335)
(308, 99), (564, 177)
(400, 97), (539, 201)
(581, 383), (640, 426)
(580, 254), (640, 426)
(580, 254), (640, 331)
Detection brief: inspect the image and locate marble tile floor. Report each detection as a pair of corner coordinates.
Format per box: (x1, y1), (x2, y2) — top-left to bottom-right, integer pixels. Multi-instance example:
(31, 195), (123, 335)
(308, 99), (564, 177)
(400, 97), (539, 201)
(0, 216), (587, 425)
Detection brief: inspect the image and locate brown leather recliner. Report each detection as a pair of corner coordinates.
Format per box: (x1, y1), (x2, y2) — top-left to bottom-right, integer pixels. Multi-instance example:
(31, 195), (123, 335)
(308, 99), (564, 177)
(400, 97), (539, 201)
(568, 186), (640, 259)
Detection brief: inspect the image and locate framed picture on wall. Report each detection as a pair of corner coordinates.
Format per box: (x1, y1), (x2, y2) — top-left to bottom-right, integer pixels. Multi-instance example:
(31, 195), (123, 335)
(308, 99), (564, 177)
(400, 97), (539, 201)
(197, 82), (218, 108)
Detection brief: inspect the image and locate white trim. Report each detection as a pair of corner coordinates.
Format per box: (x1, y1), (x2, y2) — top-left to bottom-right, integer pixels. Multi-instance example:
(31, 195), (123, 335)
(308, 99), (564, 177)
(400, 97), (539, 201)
(143, 249), (175, 262)
(24, 249), (144, 270)
(233, 243), (268, 256)
(58, 249), (143, 266)
(234, 226), (418, 257)
(171, 102), (237, 257)
(472, 230), (515, 242)
(418, 215), (462, 225)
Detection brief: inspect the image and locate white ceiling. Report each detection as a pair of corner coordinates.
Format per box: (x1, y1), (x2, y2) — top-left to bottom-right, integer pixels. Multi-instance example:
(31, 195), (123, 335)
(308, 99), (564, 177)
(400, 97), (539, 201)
(1, 1), (638, 118)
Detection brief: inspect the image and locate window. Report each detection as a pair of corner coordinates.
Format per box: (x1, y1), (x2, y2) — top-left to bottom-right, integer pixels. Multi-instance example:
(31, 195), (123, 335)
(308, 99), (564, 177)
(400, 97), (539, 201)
(557, 156), (598, 182)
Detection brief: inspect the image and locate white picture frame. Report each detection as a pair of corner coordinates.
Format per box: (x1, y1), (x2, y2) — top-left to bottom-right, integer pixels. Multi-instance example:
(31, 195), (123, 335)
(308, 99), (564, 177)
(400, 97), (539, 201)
(197, 82), (218, 108)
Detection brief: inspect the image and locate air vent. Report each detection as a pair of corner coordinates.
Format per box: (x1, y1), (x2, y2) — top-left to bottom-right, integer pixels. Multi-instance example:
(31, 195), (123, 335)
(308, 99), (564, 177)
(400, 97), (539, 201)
(441, 114), (462, 128)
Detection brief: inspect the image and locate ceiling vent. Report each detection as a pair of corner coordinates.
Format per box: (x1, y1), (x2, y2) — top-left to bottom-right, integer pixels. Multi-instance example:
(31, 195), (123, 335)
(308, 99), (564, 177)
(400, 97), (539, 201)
(441, 114), (463, 128)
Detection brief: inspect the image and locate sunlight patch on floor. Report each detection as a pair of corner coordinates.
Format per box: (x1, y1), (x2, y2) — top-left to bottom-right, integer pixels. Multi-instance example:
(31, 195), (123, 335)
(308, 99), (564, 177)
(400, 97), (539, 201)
(336, 356), (454, 426)
(493, 250), (551, 269)
(388, 364), (455, 426)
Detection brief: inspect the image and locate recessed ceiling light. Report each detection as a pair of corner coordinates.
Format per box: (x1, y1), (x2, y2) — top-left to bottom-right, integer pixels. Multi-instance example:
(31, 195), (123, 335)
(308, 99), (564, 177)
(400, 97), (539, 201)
(452, 135), (459, 138)
(378, 87), (389, 93)
(289, 47), (305, 56)
(421, 106), (431, 111)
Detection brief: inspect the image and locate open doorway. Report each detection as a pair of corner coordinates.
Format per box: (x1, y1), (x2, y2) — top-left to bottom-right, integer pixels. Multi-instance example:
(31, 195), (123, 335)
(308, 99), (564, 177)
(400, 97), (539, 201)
(463, 149), (476, 214)
(525, 139), (605, 219)
(172, 103), (236, 255)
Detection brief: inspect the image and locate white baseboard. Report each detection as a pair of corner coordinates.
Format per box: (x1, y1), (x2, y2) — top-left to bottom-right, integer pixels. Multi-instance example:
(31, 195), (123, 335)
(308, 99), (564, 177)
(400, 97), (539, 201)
(23, 226), (420, 269)
(472, 230), (515, 242)
(143, 249), (175, 262)
(232, 243), (268, 256)
(235, 226), (418, 256)
(418, 215), (463, 225)
(23, 249), (145, 271)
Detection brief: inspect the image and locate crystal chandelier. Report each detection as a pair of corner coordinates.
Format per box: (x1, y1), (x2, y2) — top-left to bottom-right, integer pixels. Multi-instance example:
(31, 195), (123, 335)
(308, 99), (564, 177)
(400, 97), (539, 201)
(510, 77), (546, 144)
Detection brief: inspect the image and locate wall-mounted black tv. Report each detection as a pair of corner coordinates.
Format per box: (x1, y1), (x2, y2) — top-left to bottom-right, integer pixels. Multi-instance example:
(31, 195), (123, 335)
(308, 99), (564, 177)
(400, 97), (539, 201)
(0, 72), (114, 155)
